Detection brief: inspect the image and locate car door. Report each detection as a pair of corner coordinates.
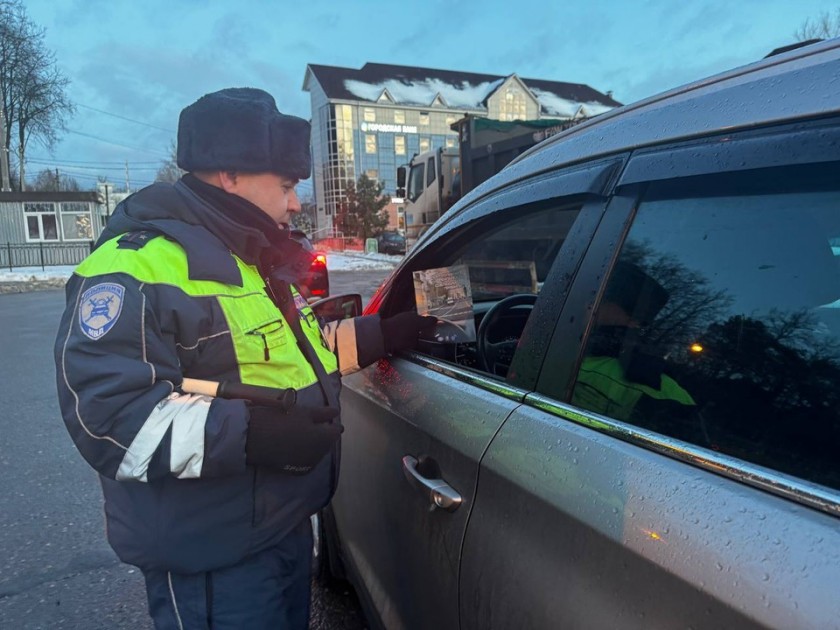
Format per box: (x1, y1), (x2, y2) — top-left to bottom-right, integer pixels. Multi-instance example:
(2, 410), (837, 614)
(459, 124), (840, 629)
(334, 159), (623, 630)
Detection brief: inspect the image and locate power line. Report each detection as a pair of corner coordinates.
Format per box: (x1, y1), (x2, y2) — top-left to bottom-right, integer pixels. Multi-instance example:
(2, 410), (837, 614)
(28, 155), (160, 166)
(76, 103), (176, 133)
(27, 159), (159, 172)
(66, 129), (169, 157)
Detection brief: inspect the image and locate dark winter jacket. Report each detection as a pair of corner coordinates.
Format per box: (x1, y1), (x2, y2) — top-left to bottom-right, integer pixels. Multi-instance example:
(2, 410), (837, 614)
(54, 179), (384, 572)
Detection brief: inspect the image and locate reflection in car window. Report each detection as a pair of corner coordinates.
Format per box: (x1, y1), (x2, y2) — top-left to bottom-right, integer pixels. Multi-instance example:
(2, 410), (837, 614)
(571, 164), (840, 491)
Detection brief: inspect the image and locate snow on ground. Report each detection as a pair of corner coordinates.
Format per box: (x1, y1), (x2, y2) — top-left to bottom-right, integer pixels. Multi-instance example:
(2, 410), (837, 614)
(326, 251), (401, 271)
(0, 252), (401, 282)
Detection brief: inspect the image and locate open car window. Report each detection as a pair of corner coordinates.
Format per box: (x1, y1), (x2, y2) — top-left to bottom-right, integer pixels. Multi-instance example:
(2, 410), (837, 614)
(395, 203), (582, 376)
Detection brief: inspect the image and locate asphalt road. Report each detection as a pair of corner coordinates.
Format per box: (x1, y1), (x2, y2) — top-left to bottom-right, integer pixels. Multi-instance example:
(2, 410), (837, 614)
(0, 268), (391, 630)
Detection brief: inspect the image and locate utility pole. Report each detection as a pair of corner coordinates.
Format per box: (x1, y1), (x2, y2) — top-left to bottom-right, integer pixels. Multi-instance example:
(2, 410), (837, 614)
(98, 181), (113, 228)
(0, 84), (11, 192)
(124, 161), (130, 193)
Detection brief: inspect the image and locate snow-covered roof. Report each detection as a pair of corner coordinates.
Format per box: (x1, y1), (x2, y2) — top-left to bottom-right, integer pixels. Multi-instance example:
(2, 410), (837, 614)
(343, 77), (505, 109)
(304, 62), (621, 116)
(529, 88), (615, 118)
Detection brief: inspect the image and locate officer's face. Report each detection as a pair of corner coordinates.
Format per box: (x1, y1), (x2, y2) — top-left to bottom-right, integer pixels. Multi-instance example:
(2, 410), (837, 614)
(227, 172), (301, 226)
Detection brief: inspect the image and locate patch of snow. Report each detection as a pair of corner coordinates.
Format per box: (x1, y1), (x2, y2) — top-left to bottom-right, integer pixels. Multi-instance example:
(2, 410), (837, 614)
(326, 252), (401, 271)
(0, 265), (77, 281)
(0, 254), (400, 282)
(529, 88), (615, 118)
(344, 78), (503, 108)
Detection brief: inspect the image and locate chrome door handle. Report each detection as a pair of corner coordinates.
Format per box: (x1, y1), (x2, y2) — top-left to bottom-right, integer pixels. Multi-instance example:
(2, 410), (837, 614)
(401, 455), (462, 512)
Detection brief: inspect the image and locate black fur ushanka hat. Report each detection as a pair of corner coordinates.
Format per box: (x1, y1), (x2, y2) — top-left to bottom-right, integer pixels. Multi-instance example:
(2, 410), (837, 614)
(177, 87), (311, 180)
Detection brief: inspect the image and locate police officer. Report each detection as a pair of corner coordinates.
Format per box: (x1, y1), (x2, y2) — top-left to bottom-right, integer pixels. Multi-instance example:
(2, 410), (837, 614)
(54, 87), (434, 629)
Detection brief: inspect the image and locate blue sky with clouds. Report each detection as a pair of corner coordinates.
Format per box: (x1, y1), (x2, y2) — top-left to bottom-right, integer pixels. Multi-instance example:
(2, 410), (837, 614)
(20, 0), (839, 191)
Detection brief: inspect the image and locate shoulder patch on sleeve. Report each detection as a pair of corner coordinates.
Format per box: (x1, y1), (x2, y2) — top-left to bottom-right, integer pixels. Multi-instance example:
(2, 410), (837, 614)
(79, 283), (126, 340)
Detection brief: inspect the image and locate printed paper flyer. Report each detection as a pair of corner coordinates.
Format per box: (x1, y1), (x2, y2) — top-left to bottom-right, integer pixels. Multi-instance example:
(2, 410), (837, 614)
(413, 264), (476, 343)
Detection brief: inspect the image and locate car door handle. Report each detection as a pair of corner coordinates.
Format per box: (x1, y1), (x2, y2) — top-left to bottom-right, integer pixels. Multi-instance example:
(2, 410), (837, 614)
(401, 455), (462, 512)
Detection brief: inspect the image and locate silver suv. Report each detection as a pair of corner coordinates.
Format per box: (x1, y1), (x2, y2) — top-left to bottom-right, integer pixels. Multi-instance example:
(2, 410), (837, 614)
(322, 39), (840, 629)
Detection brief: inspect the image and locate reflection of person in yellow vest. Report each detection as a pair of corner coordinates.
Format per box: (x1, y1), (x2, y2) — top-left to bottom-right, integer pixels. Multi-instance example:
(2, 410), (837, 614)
(572, 262), (696, 427)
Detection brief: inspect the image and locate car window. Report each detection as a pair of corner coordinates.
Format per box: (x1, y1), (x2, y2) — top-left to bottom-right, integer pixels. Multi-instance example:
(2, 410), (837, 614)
(426, 157), (436, 187)
(407, 162), (425, 202)
(569, 162), (840, 491)
(400, 203), (581, 375)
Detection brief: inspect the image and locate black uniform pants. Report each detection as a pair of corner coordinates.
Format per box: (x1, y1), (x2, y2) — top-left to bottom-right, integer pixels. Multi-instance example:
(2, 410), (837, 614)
(142, 519), (312, 630)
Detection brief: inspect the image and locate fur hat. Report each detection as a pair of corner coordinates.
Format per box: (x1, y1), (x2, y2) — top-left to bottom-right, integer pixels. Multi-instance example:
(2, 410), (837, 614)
(604, 261), (669, 326)
(177, 88), (311, 179)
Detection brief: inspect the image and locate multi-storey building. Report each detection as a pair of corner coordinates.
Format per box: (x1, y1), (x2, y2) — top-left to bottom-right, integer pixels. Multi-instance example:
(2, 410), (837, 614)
(302, 62), (620, 236)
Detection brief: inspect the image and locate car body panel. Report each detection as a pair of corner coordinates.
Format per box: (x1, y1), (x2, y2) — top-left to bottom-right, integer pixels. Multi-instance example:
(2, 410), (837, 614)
(334, 357), (526, 629)
(461, 402), (840, 630)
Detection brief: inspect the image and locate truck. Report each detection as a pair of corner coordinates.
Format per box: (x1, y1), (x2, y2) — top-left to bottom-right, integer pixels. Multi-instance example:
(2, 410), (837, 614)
(396, 115), (581, 242)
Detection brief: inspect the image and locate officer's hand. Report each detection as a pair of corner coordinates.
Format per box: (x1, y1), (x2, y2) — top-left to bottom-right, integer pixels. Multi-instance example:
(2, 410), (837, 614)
(245, 405), (342, 475)
(380, 312), (438, 354)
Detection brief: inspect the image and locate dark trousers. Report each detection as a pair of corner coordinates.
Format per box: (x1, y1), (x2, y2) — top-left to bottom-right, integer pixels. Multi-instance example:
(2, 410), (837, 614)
(142, 519), (312, 630)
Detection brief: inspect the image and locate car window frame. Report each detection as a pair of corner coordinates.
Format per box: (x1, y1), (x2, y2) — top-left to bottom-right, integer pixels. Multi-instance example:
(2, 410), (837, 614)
(373, 157), (628, 395)
(529, 123), (840, 518)
(385, 196), (601, 394)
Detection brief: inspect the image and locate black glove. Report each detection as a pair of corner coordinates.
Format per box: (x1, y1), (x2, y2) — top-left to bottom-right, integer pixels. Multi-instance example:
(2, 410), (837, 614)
(245, 405), (342, 475)
(380, 312), (438, 354)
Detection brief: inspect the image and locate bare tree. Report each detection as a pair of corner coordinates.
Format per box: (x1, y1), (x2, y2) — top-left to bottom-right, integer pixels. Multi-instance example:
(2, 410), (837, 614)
(0, 0), (74, 190)
(794, 8), (840, 40)
(30, 167), (80, 191)
(155, 140), (183, 183)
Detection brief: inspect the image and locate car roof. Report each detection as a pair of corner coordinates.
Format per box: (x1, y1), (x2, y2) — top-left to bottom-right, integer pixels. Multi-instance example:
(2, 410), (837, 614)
(467, 38), (840, 202)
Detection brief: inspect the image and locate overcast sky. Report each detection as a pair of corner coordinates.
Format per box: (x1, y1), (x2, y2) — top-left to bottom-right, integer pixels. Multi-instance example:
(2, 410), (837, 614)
(21, 0), (839, 192)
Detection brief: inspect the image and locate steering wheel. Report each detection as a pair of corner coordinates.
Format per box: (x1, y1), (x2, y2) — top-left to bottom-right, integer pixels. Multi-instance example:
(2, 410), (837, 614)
(477, 293), (538, 374)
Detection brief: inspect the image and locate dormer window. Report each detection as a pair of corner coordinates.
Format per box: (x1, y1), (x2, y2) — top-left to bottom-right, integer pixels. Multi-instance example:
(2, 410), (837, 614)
(500, 86), (527, 121)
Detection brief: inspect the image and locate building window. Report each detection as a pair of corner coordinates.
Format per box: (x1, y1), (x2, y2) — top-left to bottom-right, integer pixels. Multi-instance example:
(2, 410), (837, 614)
(419, 112), (430, 126)
(419, 137), (430, 152)
(60, 202), (93, 240)
(395, 135), (406, 155)
(24, 202), (59, 242)
(365, 134), (377, 154)
(446, 137), (457, 148)
(394, 110), (405, 124)
(445, 115), (459, 126)
(499, 86), (527, 121)
(365, 169), (379, 181)
(364, 107), (376, 122)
